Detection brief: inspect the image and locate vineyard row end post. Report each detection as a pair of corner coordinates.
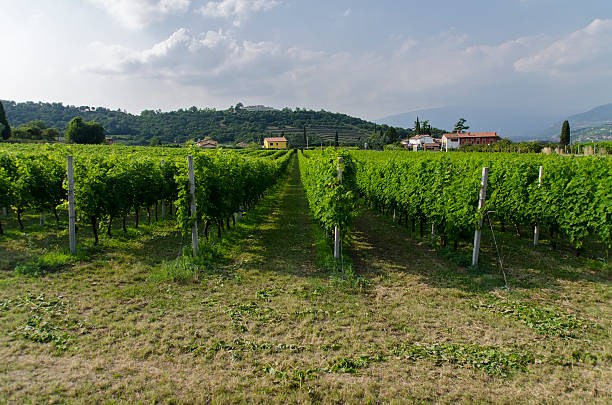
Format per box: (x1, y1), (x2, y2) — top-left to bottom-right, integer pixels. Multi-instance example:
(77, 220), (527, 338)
(533, 165), (543, 246)
(188, 155), (199, 256)
(472, 166), (489, 266)
(67, 156), (76, 255)
(334, 156), (343, 259)
(161, 159), (165, 219)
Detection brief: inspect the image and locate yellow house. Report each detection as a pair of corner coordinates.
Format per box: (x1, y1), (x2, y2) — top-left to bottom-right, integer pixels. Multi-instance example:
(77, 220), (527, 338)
(263, 137), (288, 149)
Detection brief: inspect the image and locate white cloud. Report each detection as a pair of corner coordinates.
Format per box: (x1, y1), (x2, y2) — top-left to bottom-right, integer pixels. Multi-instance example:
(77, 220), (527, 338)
(514, 18), (612, 75)
(90, 0), (190, 29)
(195, 0), (280, 26)
(343, 8), (351, 17)
(80, 19), (612, 118)
(83, 28), (280, 80)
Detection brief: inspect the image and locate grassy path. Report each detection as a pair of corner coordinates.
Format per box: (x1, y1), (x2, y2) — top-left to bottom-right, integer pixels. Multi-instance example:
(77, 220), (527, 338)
(346, 208), (611, 403)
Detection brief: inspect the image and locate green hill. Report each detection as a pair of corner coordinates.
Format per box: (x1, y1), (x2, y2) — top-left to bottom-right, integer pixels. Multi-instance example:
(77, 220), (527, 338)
(2, 100), (414, 146)
(539, 103), (612, 143)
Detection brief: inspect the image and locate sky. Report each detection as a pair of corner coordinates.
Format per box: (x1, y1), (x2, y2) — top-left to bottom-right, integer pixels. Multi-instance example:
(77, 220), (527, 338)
(1, 0), (611, 128)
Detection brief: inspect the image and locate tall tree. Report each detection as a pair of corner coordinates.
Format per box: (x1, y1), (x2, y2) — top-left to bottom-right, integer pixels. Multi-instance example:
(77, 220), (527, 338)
(560, 120), (570, 146)
(454, 118), (470, 132)
(303, 125), (307, 145)
(66, 116), (105, 144)
(0, 101), (10, 140)
(384, 127), (398, 144)
(334, 131), (339, 147)
(421, 120), (431, 135)
(414, 117), (421, 135)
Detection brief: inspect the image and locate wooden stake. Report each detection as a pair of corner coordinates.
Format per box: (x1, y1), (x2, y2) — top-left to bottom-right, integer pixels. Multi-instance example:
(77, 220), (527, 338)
(67, 156), (76, 255)
(161, 159), (166, 219)
(533, 165), (543, 246)
(472, 167), (489, 266)
(188, 156), (199, 256)
(334, 156), (343, 259)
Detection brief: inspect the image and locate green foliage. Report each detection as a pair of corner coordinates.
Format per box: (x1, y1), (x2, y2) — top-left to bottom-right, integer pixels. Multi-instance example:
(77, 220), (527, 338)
(10, 294), (72, 352)
(454, 118), (470, 132)
(65, 116), (105, 144)
(392, 342), (534, 376)
(14, 251), (77, 276)
(0, 101), (11, 140)
(474, 298), (598, 338)
(384, 126), (398, 144)
(149, 136), (161, 146)
(560, 120), (571, 146)
(11, 120), (58, 141)
(299, 149), (358, 240)
(326, 354), (383, 374)
(2, 100), (399, 146)
(351, 150), (612, 251)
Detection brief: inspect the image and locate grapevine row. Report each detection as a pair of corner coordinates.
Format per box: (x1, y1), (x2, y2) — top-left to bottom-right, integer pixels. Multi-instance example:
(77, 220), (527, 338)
(0, 144), (292, 246)
(350, 151), (611, 252)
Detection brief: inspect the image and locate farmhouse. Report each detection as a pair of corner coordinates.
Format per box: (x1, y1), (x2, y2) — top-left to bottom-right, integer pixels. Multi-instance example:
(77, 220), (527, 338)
(196, 138), (218, 149)
(441, 132), (501, 150)
(263, 137), (287, 149)
(402, 135), (439, 151)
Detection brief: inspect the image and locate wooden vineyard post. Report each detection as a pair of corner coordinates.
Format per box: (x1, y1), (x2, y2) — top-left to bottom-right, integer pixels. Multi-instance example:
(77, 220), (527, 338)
(2, 207), (6, 216)
(161, 159), (165, 219)
(40, 213), (45, 226)
(533, 165), (543, 246)
(188, 156), (199, 256)
(472, 167), (489, 266)
(67, 156), (76, 255)
(334, 156), (343, 259)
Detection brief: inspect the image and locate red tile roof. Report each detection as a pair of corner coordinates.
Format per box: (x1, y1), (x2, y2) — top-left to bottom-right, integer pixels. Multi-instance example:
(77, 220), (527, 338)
(264, 137), (287, 142)
(443, 132), (499, 138)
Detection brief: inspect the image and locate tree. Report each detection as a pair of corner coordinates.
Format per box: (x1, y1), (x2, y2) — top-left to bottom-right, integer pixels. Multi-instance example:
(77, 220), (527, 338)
(149, 136), (161, 146)
(235, 102), (244, 110)
(303, 126), (307, 146)
(414, 117), (421, 135)
(11, 120), (58, 141)
(384, 127), (398, 144)
(560, 120), (570, 146)
(453, 118), (470, 132)
(65, 116), (105, 144)
(0, 101), (10, 140)
(334, 131), (339, 147)
(421, 120), (432, 135)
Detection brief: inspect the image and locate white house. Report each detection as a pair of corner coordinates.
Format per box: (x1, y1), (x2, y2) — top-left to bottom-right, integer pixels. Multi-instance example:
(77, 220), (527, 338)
(402, 134), (434, 150)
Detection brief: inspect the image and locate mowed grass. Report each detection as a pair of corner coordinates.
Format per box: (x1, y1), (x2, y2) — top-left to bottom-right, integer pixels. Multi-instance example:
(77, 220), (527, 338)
(0, 155), (610, 403)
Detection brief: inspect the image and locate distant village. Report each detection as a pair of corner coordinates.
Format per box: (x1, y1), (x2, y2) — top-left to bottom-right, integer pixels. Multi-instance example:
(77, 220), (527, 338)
(194, 131), (502, 151)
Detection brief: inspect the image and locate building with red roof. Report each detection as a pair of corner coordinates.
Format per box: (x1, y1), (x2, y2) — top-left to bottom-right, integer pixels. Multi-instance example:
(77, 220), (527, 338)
(441, 132), (501, 150)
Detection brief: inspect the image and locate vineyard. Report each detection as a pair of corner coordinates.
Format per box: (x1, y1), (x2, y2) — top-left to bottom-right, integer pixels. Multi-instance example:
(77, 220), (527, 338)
(0, 144), (291, 247)
(0, 144), (610, 403)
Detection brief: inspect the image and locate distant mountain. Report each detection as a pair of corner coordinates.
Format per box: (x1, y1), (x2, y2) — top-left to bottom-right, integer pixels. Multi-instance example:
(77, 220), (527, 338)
(376, 106), (563, 141)
(538, 103), (612, 143)
(2, 100), (411, 146)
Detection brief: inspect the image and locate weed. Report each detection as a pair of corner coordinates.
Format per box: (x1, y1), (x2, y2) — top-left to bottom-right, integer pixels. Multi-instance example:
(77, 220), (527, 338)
(151, 255), (201, 283)
(260, 364), (319, 389)
(14, 249), (84, 276)
(473, 297), (598, 338)
(16, 315), (70, 352)
(326, 353), (384, 374)
(392, 342), (534, 376)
